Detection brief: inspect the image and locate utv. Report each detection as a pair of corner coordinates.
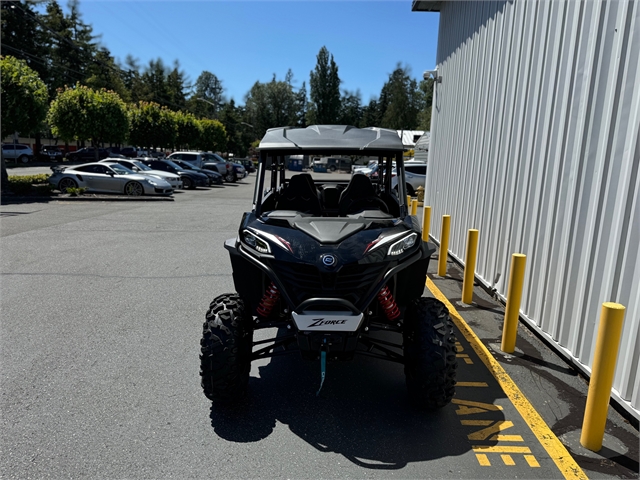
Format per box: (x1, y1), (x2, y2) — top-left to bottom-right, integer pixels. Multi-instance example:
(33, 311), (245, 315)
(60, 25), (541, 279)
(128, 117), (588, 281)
(200, 125), (457, 409)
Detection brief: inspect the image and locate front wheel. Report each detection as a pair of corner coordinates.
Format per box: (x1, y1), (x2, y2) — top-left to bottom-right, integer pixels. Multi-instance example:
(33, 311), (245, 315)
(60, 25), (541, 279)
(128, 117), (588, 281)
(124, 181), (144, 196)
(200, 293), (253, 403)
(182, 177), (194, 189)
(225, 171), (237, 183)
(403, 297), (457, 410)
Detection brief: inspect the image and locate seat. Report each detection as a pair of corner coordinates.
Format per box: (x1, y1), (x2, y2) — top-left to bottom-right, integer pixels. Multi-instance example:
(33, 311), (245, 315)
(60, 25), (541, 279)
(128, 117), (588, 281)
(276, 174), (323, 215)
(338, 174), (388, 216)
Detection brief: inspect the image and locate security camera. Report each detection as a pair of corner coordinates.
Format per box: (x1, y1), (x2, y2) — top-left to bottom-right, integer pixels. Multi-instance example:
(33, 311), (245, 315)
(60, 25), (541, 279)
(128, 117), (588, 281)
(423, 69), (438, 79)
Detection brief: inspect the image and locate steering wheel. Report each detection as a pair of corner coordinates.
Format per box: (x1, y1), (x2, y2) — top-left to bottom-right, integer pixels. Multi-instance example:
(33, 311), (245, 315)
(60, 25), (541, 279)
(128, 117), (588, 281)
(346, 197), (389, 214)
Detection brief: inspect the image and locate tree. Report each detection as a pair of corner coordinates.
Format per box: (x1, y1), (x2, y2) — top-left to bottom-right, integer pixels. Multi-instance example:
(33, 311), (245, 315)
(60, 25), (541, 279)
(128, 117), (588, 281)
(380, 64), (423, 130)
(190, 71), (225, 118)
(196, 119), (227, 152)
(417, 78), (434, 131)
(1, 55), (48, 187)
(339, 90), (362, 126)
(166, 61), (187, 111)
(1, 55), (49, 139)
(174, 110), (200, 150)
(244, 73), (300, 139)
(1, 1), (49, 85)
(307, 46), (341, 125)
(84, 47), (129, 101)
(128, 101), (176, 151)
(361, 98), (381, 128)
(140, 58), (169, 106)
(42, 0), (97, 97)
(47, 84), (129, 160)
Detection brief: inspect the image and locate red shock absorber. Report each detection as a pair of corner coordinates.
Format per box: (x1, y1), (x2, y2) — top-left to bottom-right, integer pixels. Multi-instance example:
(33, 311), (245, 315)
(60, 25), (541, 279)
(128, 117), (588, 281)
(377, 285), (401, 321)
(256, 282), (280, 317)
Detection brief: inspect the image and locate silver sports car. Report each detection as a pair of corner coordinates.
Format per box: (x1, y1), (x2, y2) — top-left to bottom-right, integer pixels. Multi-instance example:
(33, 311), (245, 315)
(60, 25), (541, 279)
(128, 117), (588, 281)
(99, 158), (183, 189)
(49, 163), (173, 196)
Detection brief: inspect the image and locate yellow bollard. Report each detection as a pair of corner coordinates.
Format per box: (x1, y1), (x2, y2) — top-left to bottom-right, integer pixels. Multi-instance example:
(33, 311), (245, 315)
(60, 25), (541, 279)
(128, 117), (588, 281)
(580, 302), (626, 451)
(437, 215), (451, 276)
(462, 229), (479, 304)
(422, 206), (432, 242)
(411, 198), (418, 216)
(406, 195), (412, 209)
(501, 253), (527, 353)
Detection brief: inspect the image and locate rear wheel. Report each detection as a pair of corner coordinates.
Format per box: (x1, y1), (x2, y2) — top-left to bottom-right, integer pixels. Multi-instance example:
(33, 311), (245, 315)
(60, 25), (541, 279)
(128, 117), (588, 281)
(58, 177), (78, 193)
(406, 183), (415, 196)
(329, 165), (337, 172)
(18, 155), (29, 164)
(200, 293), (253, 403)
(403, 297), (457, 410)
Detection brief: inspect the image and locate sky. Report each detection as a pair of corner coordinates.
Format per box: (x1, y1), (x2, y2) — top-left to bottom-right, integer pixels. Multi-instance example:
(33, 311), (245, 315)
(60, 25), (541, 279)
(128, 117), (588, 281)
(58, 0), (440, 105)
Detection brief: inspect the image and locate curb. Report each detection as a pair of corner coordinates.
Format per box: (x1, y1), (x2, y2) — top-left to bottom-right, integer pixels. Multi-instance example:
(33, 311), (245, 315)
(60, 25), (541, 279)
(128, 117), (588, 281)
(1, 193), (174, 204)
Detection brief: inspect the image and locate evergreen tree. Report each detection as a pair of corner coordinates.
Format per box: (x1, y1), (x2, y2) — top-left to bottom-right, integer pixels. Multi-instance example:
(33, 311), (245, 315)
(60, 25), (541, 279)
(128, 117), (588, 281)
(190, 71), (225, 118)
(166, 61), (187, 111)
(339, 90), (362, 127)
(380, 64), (423, 130)
(307, 46), (341, 125)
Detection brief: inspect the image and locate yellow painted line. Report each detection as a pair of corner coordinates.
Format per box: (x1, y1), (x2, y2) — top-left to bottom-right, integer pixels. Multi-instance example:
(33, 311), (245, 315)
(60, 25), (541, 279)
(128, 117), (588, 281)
(473, 445), (532, 454)
(476, 454), (491, 466)
(501, 454), (516, 466)
(427, 277), (587, 480)
(456, 381), (488, 387)
(525, 454), (541, 467)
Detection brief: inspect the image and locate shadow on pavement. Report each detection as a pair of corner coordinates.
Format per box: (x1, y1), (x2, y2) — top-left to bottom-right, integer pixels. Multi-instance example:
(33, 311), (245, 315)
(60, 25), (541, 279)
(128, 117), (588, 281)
(208, 329), (493, 470)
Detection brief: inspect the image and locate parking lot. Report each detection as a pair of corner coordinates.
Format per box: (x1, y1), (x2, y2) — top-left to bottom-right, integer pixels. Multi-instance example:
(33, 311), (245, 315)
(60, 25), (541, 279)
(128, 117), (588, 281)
(1, 171), (637, 479)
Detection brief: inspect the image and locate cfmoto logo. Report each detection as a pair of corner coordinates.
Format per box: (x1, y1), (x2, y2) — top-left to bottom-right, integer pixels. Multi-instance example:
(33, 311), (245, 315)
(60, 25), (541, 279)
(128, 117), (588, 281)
(321, 254), (337, 267)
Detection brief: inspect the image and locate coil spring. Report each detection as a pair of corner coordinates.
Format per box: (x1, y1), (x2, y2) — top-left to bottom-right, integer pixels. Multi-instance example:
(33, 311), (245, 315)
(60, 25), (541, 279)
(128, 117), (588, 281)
(256, 282), (280, 317)
(377, 285), (401, 321)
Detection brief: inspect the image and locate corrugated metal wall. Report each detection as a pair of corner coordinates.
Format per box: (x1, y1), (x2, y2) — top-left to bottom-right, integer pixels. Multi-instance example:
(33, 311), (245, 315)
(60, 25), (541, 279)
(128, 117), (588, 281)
(426, 0), (639, 418)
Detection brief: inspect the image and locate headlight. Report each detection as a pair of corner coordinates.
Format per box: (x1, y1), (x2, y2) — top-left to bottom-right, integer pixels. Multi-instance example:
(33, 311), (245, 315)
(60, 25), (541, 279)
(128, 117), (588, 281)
(145, 178), (158, 186)
(388, 233), (418, 256)
(364, 230), (415, 255)
(243, 230), (271, 254)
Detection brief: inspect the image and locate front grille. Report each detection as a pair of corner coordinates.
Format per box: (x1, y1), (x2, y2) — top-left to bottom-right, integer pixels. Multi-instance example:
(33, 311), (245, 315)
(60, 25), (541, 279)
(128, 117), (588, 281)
(272, 262), (386, 308)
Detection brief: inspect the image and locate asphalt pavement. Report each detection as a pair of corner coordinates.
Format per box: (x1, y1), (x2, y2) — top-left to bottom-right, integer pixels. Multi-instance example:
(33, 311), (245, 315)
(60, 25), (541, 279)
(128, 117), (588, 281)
(1, 168), (638, 479)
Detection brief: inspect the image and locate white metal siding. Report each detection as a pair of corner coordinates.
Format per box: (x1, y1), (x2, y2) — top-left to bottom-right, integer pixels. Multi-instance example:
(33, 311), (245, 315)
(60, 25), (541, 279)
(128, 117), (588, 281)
(426, 0), (639, 418)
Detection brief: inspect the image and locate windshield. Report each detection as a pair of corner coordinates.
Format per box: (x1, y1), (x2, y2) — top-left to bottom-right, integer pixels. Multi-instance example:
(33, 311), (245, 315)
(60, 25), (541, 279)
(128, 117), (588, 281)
(132, 161), (152, 171)
(110, 164), (134, 175)
(163, 160), (183, 170)
(177, 161), (193, 170)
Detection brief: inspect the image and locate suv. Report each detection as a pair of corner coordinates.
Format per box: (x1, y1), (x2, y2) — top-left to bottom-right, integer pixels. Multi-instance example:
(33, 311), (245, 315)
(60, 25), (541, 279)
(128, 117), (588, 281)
(200, 125), (457, 409)
(39, 145), (64, 162)
(392, 160), (427, 195)
(2, 144), (34, 163)
(167, 152), (224, 175)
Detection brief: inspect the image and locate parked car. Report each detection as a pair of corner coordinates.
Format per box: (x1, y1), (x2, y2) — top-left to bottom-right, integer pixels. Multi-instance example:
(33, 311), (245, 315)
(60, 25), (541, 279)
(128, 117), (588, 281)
(66, 147), (109, 162)
(235, 158), (256, 173)
(119, 147), (139, 158)
(39, 145), (64, 162)
(167, 151), (219, 170)
(170, 159), (224, 186)
(48, 163), (173, 196)
(138, 158), (209, 189)
(230, 162), (247, 180)
(402, 160), (427, 195)
(99, 158), (183, 189)
(2, 143), (34, 163)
